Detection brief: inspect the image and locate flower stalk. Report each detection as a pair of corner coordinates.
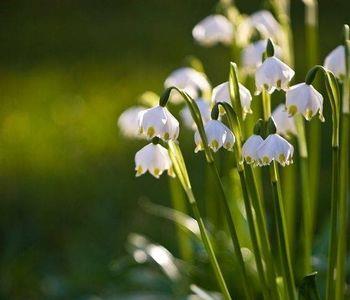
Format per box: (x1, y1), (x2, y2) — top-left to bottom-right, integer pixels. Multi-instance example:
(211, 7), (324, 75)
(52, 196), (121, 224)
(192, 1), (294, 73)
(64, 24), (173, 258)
(305, 65), (341, 300)
(335, 24), (350, 300)
(167, 140), (232, 300)
(163, 86), (251, 299)
(261, 91), (296, 300)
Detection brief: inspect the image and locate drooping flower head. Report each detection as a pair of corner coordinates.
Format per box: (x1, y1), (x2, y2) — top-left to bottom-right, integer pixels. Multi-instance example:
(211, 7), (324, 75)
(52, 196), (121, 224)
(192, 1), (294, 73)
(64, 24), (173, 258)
(255, 56), (295, 94)
(164, 67), (211, 104)
(212, 81), (252, 118)
(286, 83), (324, 121)
(192, 15), (234, 47)
(180, 99), (211, 130)
(135, 143), (175, 178)
(256, 133), (294, 166)
(138, 105), (179, 140)
(194, 120), (235, 153)
(324, 45), (346, 79)
(272, 104), (297, 137)
(242, 134), (264, 164)
(118, 106), (147, 139)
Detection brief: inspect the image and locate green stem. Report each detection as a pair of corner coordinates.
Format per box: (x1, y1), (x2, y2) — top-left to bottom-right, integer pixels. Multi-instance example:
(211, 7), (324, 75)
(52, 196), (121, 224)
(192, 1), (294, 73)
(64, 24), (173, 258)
(281, 163), (296, 260)
(169, 178), (192, 262)
(304, 0), (320, 241)
(326, 146), (340, 300)
(270, 163), (296, 300)
(237, 168), (269, 299)
(186, 188), (232, 300)
(335, 113), (349, 300)
(335, 26), (350, 300)
(262, 90), (271, 121)
(295, 115), (312, 275)
(245, 166), (280, 299)
(208, 162), (252, 300)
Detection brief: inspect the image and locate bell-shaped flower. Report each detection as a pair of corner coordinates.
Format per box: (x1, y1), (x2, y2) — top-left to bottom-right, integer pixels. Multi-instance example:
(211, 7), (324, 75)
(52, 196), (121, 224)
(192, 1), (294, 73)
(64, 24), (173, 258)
(118, 106), (147, 139)
(242, 134), (264, 165)
(242, 40), (282, 73)
(250, 10), (283, 41)
(194, 120), (235, 153)
(192, 15), (234, 47)
(324, 45), (346, 79)
(256, 134), (294, 166)
(272, 104), (297, 137)
(138, 106), (179, 140)
(286, 83), (324, 121)
(135, 143), (175, 178)
(164, 67), (211, 104)
(255, 56), (295, 94)
(212, 81), (253, 118)
(180, 99), (211, 130)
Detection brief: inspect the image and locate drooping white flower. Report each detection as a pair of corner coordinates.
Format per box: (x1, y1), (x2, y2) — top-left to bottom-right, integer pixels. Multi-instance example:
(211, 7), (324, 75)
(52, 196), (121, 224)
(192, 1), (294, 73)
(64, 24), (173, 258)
(138, 106), (179, 140)
(324, 45), (346, 79)
(242, 134), (264, 164)
(192, 15), (234, 47)
(194, 120), (235, 153)
(285, 83), (324, 121)
(255, 56), (295, 94)
(250, 10), (283, 42)
(256, 134), (294, 166)
(118, 106), (147, 139)
(164, 67), (211, 104)
(180, 99), (211, 130)
(212, 81), (253, 118)
(241, 40), (282, 73)
(135, 143), (175, 178)
(272, 104), (297, 137)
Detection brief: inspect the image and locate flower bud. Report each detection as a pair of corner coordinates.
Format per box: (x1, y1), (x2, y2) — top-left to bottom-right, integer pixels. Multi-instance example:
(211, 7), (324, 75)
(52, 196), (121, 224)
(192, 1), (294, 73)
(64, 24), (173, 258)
(272, 104), (297, 137)
(242, 134), (264, 164)
(324, 45), (346, 79)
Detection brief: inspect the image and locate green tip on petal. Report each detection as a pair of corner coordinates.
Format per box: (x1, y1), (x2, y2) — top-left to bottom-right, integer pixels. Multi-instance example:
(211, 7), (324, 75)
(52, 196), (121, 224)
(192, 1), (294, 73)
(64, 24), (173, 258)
(288, 105), (298, 117)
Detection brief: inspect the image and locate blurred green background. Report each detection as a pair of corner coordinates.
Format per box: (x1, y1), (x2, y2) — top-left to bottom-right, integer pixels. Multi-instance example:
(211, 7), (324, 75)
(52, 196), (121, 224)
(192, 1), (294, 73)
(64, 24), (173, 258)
(0, 0), (349, 299)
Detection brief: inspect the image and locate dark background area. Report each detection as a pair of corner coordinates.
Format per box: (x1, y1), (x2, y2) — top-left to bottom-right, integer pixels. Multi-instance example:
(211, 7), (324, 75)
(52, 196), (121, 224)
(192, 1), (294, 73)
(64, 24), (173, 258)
(0, 0), (349, 298)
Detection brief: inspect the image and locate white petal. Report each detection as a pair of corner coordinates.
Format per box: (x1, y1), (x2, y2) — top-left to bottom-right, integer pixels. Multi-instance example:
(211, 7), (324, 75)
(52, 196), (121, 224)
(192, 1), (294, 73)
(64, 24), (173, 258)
(255, 56), (295, 94)
(164, 67), (211, 104)
(242, 135), (264, 164)
(324, 45), (346, 79)
(135, 143), (173, 178)
(192, 15), (234, 47)
(272, 104), (297, 136)
(118, 106), (147, 139)
(212, 81), (252, 116)
(138, 106), (180, 140)
(180, 99), (211, 130)
(286, 83), (323, 121)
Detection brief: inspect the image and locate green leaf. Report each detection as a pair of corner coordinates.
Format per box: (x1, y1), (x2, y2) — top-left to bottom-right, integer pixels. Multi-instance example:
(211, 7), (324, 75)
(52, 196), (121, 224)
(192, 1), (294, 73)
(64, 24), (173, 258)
(298, 272), (321, 300)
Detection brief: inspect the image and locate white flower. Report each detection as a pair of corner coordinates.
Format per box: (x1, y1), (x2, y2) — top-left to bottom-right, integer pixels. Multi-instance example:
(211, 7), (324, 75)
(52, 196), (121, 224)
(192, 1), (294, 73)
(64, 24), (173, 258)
(272, 104), (297, 136)
(212, 81), (253, 118)
(242, 135), (264, 164)
(135, 143), (175, 178)
(180, 99), (211, 130)
(241, 40), (282, 73)
(194, 120), (235, 153)
(250, 10), (283, 42)
(118, 106), (147, 139)
(255, 56), (295, 94)
(256, 134), (294, 166)
(324, 45), (346, 79)
(164, 67), (211, 104)
(138, 106), (179, 140)
(192, 15), (234, 47)
(286, 83), (324, 121)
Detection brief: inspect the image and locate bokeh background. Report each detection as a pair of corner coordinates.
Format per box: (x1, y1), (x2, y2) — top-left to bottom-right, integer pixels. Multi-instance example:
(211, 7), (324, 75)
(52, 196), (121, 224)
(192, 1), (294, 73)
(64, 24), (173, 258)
(0, 0), (349, 299)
